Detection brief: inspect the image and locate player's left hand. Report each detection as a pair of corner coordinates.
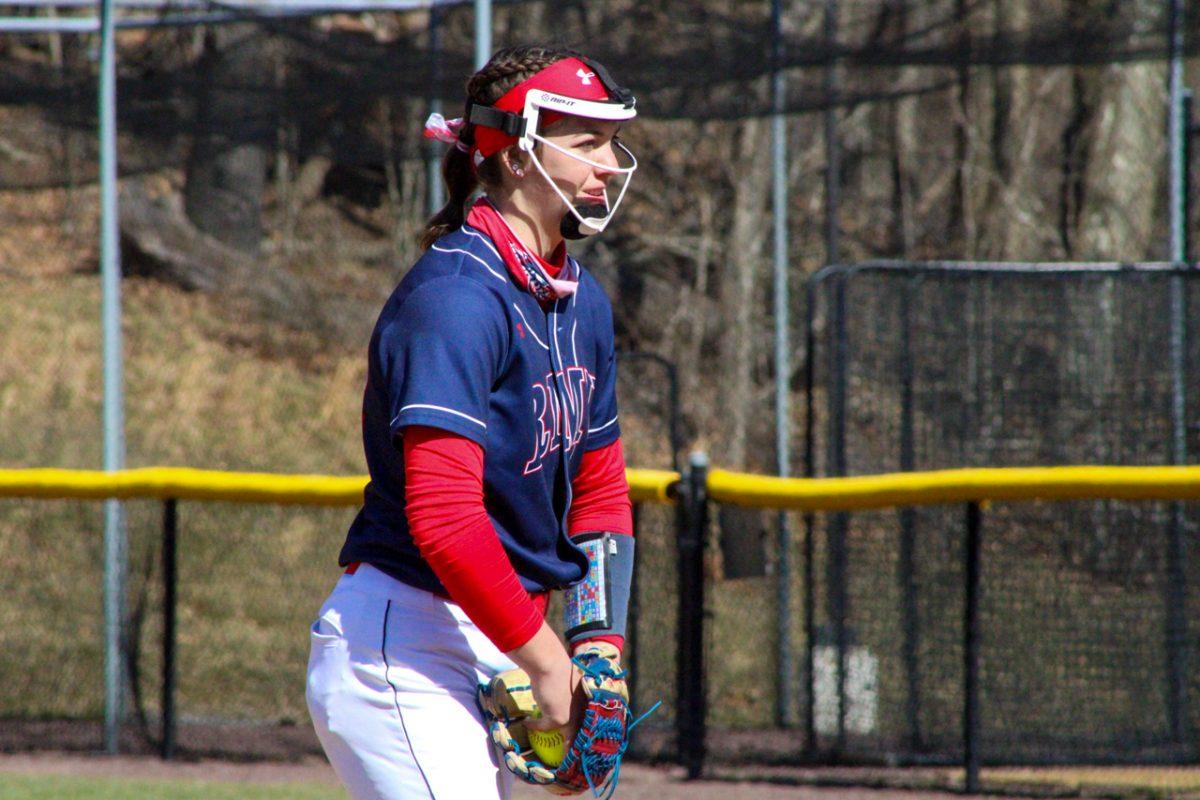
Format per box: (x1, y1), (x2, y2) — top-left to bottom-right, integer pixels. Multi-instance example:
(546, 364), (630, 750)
(479, 642), (652, 797)
(477, 667), (561, 788)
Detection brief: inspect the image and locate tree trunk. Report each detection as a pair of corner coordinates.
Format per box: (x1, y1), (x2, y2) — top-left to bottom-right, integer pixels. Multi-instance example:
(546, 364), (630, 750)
(949, 0), (973, 255)
(887, 0), (916, 258)
(121, 179), (327, 337)
(1076, 61), (1162, 259)
(721, 117), (772, 470)
(184, 24), (275, 253)
(1059, 66), (1099, 256)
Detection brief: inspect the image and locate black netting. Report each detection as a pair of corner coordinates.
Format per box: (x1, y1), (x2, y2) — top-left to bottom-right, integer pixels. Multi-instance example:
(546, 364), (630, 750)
(625, 502), (680, 759)
(794, 264), (1200, 766)
(3, 0), (1198, 145)
(817, 269), (1199, 475)
(0, 500), (107, 725)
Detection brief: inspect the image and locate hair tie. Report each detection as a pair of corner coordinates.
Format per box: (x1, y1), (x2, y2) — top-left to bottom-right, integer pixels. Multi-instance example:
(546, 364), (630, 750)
(423, 113), (470, 153)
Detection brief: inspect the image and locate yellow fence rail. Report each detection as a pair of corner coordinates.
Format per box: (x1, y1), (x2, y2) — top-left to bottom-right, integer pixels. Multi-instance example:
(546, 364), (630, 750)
(707, 465), (1200, 510)
(5, 465), (1200, 509)
(0, 466), (680, 506)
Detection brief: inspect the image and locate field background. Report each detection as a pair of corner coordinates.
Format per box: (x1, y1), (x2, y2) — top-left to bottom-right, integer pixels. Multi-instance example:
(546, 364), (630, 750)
(16, 753), (1184, 800)
(4, 2), (1200, 795)
(0, 197), (687, 754)
(3, 179), (1199, 798)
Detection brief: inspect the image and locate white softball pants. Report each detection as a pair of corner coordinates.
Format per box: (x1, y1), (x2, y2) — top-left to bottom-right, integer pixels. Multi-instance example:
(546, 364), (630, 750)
(306, 563), (517, 799)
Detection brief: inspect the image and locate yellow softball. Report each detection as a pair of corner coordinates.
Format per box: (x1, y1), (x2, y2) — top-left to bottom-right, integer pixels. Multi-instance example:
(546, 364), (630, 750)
(527, 728), (566, 767)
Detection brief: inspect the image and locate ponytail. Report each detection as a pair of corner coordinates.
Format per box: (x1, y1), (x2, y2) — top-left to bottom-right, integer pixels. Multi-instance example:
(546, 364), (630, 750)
(419, 144), (479, 250)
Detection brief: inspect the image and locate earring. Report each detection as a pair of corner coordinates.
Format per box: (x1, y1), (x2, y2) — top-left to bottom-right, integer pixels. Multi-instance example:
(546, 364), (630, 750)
(511, 160), (524, 177)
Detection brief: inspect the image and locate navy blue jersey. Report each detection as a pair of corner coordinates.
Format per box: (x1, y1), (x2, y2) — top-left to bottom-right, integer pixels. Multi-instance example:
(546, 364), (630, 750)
(338, 224), (621, 594)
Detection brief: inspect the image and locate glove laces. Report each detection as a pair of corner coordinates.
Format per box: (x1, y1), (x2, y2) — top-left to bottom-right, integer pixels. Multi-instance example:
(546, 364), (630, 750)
(570, 651), (663, 800)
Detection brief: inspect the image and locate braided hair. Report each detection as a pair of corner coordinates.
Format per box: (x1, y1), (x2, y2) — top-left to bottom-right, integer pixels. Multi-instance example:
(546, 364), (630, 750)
(418, 45), (582, 250)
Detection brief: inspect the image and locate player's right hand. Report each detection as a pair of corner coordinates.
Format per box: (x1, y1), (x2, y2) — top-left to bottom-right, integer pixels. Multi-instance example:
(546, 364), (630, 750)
(506, 622), (584, 732)
(526, 659), (583, 734)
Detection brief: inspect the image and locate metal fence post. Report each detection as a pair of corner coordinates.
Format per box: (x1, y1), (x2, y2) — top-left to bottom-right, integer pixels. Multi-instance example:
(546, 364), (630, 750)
(425, 5), (444, 216)
(803, 273), (821, 754)
(771, 0), (795, 731)
(827, 272), (850, 753)
(99, 0), (127, 756)
(1184, 90), (1193, 263)
(963, 501), (982, 793)
(1167, 276), (1190, 743)
(161, 499), (178, 760)
(1167, 2), (1193, 748)
(677, 452), (709, 779)
(802, 509), (817, 754)
(1165, 501), (1191, 747)
(898, 276), (922, 753)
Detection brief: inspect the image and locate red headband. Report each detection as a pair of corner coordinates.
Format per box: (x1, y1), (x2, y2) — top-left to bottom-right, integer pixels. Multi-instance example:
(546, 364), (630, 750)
(473, 57), (614, 158)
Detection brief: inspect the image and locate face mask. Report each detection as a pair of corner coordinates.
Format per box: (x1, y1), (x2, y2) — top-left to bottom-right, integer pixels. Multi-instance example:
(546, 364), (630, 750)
(515, 125), (638, 239)
(462, 58), (640, 237)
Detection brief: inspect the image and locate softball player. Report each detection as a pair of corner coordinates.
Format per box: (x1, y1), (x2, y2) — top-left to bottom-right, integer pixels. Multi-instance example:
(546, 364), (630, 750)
(306, 44), (639, 800)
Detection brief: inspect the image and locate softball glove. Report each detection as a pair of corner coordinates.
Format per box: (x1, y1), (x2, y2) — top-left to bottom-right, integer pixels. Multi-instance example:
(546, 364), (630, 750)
(477, 642), (653, 797)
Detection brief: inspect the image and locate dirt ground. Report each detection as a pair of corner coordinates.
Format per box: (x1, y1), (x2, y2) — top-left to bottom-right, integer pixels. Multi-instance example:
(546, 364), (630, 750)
(0, 752), (1019, 799)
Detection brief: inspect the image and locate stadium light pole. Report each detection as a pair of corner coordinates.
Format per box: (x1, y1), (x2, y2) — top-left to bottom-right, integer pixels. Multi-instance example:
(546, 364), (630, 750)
(427, 5), (445, 215)
(1165, 0), (1191, 745)
(474, 0), (490, 68)
(770, 0), (795, 730)
(1168, 0), (1185, 265)
(99, 0), (128, 756)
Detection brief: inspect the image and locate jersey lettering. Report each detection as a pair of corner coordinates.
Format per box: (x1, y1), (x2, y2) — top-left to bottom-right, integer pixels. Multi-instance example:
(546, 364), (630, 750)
(524, 382), (557, 475)
(523, 367), (595, 475)
(564, 366), (596, 451)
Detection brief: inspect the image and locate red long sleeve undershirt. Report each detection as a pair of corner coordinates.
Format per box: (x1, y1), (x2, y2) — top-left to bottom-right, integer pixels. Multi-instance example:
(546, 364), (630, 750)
(402, 425), (633, 653)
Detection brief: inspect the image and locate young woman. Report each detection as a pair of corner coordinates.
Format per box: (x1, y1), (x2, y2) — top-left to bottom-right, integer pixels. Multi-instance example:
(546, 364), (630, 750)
(306, 44), (639, 800)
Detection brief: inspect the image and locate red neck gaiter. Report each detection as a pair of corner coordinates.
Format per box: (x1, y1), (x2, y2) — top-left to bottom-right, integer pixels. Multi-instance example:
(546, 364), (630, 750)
(465, 198), (576, 303)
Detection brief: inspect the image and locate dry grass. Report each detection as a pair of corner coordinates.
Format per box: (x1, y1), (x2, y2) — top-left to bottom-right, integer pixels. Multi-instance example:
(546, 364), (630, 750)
(983, 766), (1200, 796)
(0, 181), (380, 726)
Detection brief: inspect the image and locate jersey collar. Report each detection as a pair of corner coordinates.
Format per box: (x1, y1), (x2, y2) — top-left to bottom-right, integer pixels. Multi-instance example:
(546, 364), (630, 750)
(465, 197), (578, 303)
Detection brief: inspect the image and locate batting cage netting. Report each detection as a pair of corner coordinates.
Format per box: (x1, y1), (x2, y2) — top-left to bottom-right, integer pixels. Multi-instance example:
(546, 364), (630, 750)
(785, 263), (1200, 765)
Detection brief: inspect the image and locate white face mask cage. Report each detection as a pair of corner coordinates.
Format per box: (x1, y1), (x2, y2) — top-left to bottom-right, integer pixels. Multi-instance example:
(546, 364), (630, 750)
(518, 89), (638, 236)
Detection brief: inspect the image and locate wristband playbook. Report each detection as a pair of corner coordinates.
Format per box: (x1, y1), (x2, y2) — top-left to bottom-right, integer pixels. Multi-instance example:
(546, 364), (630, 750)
(563, 531), (635, 644)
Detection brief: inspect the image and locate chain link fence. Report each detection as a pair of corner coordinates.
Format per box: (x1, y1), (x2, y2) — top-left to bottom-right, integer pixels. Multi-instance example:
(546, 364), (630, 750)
(791, 263), (1200, 767)
(670, 263), (1200, 782)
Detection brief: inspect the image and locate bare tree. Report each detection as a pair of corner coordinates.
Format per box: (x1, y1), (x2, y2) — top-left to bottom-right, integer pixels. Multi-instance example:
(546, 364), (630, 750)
(184, 24), (276, 253)
(720, 117), (773, 469)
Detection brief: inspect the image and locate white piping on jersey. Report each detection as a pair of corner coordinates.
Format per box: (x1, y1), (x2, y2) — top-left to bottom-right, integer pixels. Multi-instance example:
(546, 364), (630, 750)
(571, 319), (579, 369)
(430, 243), (507, 284)
(549, 302), (576, 442)
(510, 302), (550, 351)
(547, 299), (576, 519)
(394, 404), (487, 429)
(588, 415), (618, 435)
(567, 271), (581, 429)
(567, 269), (583, 413)
(552, 303), (578, 420)
(460, 224), (504, 263)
